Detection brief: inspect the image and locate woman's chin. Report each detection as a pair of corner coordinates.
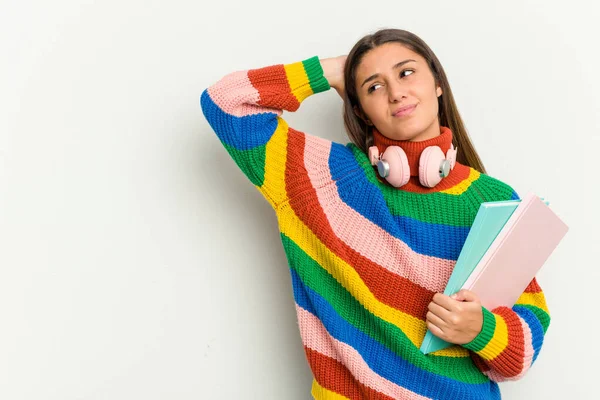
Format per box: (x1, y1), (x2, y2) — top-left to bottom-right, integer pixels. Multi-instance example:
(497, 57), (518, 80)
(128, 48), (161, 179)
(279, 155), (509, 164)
(388, 127), (424, 142)
(393, 121), (439, 142)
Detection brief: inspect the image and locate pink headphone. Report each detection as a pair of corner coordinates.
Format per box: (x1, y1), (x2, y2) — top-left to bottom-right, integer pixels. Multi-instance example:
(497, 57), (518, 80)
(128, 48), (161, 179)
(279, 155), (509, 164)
(368, 144), (458, 188)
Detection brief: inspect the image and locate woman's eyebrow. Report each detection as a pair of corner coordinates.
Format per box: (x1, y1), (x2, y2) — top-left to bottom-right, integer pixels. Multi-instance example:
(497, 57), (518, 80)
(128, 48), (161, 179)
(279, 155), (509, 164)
(360, 59), (417, 88)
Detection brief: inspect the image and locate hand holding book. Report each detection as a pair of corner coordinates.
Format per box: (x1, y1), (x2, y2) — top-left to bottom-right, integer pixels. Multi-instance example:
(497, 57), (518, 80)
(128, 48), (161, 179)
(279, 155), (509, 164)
(426, 290), (484, 345)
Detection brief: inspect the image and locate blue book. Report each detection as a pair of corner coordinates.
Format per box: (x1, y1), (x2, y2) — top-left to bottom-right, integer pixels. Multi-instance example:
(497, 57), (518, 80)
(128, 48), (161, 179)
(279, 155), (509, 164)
(419, 198), (549, 354)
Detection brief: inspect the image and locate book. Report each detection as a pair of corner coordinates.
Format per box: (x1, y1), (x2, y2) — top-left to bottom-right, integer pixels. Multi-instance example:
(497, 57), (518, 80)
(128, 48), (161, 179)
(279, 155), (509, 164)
(420, 193), (567, 354)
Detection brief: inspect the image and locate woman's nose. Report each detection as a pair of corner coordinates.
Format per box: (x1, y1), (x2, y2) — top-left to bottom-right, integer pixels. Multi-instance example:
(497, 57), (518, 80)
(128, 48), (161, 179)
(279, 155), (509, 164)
(388, 81), (406, 103)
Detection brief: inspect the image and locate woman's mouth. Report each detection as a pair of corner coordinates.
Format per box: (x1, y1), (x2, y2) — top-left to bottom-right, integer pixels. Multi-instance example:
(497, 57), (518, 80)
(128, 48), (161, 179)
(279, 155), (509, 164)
(393, 104), (417, 117)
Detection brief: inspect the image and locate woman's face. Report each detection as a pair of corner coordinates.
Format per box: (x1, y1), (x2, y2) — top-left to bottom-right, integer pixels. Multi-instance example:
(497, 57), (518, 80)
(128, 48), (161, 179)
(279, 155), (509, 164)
(354, 42), (443, 142)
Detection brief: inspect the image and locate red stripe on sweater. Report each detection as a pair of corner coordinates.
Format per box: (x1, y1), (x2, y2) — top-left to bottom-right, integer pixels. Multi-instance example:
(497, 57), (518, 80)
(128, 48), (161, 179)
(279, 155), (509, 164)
(523, 277), (542, 294)
(485, 306), (526, 378)
(305, 347), (396, 400)
(248, 65), (301, 111)
(285, 128), (434, 320)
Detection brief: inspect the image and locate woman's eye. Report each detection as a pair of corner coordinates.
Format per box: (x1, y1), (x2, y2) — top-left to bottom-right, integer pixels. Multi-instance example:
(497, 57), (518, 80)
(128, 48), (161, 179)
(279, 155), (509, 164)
(368, 83), (382, 93)
(368, 70), (415, 93)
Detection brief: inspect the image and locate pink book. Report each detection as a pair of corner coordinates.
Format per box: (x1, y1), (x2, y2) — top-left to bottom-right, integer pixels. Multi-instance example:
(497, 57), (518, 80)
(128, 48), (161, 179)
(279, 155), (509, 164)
(461, 192), (568, 310)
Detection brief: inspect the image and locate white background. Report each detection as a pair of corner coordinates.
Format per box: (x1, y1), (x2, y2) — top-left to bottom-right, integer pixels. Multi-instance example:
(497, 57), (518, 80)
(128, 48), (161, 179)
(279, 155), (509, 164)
(1, 0), (598, 399)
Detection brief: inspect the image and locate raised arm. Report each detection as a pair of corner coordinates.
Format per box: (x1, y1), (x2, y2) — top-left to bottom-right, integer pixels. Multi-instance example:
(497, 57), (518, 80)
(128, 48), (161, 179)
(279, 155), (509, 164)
(200, 56), (345, 208)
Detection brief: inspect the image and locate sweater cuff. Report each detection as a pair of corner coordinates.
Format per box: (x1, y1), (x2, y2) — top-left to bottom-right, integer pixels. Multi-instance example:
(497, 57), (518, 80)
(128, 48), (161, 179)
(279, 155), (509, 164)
(283, 56), (330, 103)
(302, 56), (331, 94)
(463, 306), (497, 354)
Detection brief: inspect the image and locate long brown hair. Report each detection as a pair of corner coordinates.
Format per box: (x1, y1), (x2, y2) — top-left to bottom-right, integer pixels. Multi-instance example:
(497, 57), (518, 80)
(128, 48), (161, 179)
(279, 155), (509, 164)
(342, 28), (487, 174)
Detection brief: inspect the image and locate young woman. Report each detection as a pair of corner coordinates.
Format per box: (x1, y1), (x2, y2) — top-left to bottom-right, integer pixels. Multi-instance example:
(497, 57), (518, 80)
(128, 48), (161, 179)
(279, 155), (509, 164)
(200, 28), (550, 400)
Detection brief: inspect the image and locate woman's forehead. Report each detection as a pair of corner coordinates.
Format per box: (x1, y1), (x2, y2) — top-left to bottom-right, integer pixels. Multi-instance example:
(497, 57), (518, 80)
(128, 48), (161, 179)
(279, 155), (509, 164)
(356, 44), (423, 78)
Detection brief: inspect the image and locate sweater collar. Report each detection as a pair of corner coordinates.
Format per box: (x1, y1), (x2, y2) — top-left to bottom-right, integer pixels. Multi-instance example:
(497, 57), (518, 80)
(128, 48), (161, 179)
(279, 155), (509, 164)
(372, 126), (453, 177)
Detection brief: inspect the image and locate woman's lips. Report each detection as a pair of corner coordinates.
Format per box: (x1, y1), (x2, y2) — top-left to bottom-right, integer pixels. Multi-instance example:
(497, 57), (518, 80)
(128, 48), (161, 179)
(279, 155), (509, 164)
(393, 104), (417, 117)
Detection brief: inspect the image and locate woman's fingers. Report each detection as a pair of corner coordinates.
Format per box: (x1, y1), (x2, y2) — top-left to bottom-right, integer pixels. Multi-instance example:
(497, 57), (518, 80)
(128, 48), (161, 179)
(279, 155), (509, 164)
(426, 319), (445, 339)
(426, 311), (446, 330)
(427, 300), (452, 322)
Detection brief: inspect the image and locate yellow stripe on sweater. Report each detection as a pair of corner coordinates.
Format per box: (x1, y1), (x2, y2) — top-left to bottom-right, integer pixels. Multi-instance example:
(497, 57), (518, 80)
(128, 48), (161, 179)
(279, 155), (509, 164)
(440, 168), (480, 195)
(277, 203), (469, 358)
(479, 314), (509, 360)
(284, 61), (314, 104)
(311, 379), (350, 400)
(515, 291), (550, 314)
(261, 118), (289, 208)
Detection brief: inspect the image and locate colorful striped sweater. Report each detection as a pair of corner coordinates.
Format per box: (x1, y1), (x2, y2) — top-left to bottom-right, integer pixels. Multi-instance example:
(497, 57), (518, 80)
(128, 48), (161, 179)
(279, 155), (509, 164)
(200, 56), (551, 400)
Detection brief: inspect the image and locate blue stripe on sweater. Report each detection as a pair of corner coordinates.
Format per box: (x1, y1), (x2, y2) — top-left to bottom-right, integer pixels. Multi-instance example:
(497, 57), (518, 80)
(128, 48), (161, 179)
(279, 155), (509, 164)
(514, 305), (545, 363)
(393, 216), (470, 260)
(200, 89), (278, 151)
(290, 267), (500, 400)
(328, 142), (468, 260)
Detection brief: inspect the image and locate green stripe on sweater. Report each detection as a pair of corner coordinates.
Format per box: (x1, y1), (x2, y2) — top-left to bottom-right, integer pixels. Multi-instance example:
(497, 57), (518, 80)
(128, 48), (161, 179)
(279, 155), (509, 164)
(223, 142), (267, 186)
(302, 56), (331, 94)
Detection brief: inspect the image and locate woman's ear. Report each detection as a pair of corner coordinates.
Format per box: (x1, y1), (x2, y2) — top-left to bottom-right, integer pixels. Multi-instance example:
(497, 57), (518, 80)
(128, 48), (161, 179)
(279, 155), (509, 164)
(436, 85), (443, 97)
(353, 105), (373, 125)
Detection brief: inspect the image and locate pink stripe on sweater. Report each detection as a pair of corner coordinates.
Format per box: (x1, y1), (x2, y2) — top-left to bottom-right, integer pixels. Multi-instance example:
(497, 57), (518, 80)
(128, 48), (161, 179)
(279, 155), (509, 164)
(296, 305), (428, 400)
(303, 134), (455, 293)
(207, 71), (283, 118)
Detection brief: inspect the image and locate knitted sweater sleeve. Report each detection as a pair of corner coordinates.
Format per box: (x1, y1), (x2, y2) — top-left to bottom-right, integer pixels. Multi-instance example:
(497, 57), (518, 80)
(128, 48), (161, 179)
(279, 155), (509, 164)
(200, 56), (331, 208)
(460, 183), (552, 381)
(462, 278), (550, 382)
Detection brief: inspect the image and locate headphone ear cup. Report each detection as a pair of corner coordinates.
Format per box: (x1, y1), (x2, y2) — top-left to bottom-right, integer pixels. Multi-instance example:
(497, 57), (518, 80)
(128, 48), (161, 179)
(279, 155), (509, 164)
(381, 146), (410, 187)
(419, 146), (445, 188)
